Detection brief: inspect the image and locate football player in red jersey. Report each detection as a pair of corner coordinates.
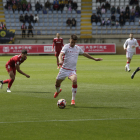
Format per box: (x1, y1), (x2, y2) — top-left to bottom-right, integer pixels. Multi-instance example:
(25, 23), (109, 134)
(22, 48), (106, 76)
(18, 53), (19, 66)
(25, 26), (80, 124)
(0, 49), (30, 92)
(52, 33), (64, 69)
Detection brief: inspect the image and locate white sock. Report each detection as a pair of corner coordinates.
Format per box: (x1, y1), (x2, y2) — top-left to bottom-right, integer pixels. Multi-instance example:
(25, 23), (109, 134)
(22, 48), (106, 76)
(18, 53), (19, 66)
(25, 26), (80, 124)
(55, 86), (60, 93)
(72, 87), (77, 100)
(127, 63), (130, 69)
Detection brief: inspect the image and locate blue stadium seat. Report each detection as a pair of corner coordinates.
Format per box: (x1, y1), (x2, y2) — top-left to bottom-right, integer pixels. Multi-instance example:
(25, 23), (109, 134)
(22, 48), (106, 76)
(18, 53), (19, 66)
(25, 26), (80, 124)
(5, 15), (9, 18)
(24, 11), (28, 14)
(9, 11), (13, 14)
(77, 18), (81, 22)
(92, 10), (96, 14)
(37, 30), (41, 35)
(97, 26), (101, 29)
(5, 11), (8, 14)
(48, 23), (52, 26)
(47, 31), (51, 35)
(117, 30), (121, 34)
(130, 22), (134, 26)
(48, 11), (52, 14)
(107, 30), (111, 34)
(127, 26), (132, 29)
(58, 15), (61, 18)
(15, 15), (19, 19)
(106, 10), (111, 14)
(62, 10), (66, 14)
(34, 11), (37, 14)
(132, 26), (137, 29)
(15, 23), (20, 26)
(39, 11), (42, 14)
(106, 14), (110, 18)
(72, 10), (76, 14)
(112, 26), (116, 29)
(77, 26), (80, 30)
(53, 19), (57, 22)
(135, 22), (139, 26)
(11, 23), (15, 26)
(125, 22), (129, 25)
(68, 11), (71, 14)
(52, 31), (56, 35)
(92, 22), (96, 26)
(127, 30), (131, 34)
(97, 30), (101, 34)
(77, 15), (81, 18)
(42, 31), (46, 35)
(97, 22), (101, 26)
(102, 30), (106, 34)
(57, 27), (61, 30)
(46, 26), (51, 29)
(102, 14), (106, 18)
(71, 30), (76, 34)
(6, 18), (10, 22)
(102, 26), (106, 29)
(62, 26), (66, 30)
(17, 26), (21, 30)
(92, 30), (96, 34)
(44, 19), (47, 22)
(15, 30), (21, 35)
(61, 30), (65, 35)
(107, 26), (111, 29)
(137, 30), (140, 34)
(11, 19), (15, 22)
(44, 23), (48, 26)
(15, 10), (18, 14)
(77, 30), (80, 35)
(72, 14), (76, 18)
(67, 14), (71, 18)
(122, 26), (127, 29)
(66, 27), (70, 30)
(72, 27), (76, 30)
(62, 23), (67, 26)
(77, 22), (80, 26)
(29, 11), (33, 14)
(58, 11), (61, 14)
(112, 30), (116, 34)
(39, 23), (44, 27)
(35, 23), (39, 26)
(132, 30), (136, 34)
(122, 30), (126, 34)
(58, 23), (62, 26)
(53, 11), (57, 14)
(15, 19), (19, 22)
(92, 26), (96, 29)
(10, 15), (14, 18)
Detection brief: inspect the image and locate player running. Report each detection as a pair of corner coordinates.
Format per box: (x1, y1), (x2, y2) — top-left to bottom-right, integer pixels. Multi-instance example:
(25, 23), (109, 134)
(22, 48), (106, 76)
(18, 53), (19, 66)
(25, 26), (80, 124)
(123, 33), (139, 72)
(54, 34), (103, 105)
(0, 49), (30, 92)
(52, 33), (64, 69)
(131, 67), (140, 79)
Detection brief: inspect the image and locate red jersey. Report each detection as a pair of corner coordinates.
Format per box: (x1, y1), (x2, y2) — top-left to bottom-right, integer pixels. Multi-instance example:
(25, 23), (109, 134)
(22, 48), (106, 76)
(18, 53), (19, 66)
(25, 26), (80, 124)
(6, 54), (26, 68)
(52, 37), (64, 52)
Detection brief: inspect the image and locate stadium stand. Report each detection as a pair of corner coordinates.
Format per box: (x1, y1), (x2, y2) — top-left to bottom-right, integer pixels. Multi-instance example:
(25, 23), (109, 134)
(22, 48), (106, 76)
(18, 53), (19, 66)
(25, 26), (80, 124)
(1, 0), (140, 38)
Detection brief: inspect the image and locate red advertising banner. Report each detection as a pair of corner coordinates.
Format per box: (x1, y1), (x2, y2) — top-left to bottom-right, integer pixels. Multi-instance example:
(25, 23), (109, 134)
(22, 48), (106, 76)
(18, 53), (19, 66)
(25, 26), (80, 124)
(136, 40), (140, 54)
(0, 44), (116, 54)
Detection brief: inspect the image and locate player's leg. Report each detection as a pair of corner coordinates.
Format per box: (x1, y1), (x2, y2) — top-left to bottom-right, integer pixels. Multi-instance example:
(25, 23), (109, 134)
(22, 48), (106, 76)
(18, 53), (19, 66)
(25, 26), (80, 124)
(126, 57), (131, 72)
(69, 74), (77, 105)
(56, 55), (59, 69)
(131, 67), (140, 79)
(54, 79), (63, 98)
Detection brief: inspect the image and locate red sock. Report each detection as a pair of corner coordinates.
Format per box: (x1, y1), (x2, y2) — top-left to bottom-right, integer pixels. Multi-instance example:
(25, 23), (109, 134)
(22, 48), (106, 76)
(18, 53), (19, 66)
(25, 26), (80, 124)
(72, 84), (77, 88)
(57, 63), (59, 67)
(3, 79), (10, 84)
(8, 79), (14, 89)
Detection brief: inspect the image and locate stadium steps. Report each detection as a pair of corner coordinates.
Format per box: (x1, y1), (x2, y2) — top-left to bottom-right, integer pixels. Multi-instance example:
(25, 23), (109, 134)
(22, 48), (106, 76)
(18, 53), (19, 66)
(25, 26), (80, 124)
(80, 0), (92, 38)
(0, 1), (5, 23)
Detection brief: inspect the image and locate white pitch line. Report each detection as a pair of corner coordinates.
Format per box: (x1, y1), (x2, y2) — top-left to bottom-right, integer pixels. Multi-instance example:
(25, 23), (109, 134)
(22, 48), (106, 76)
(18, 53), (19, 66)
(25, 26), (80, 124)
(0, 118), (140, 124)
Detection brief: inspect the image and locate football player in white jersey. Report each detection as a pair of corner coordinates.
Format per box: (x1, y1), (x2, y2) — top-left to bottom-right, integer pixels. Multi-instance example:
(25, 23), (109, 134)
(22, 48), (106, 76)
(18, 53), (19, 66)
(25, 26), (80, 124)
(123, 33), (139, 72)
(54, 34), (103, 105)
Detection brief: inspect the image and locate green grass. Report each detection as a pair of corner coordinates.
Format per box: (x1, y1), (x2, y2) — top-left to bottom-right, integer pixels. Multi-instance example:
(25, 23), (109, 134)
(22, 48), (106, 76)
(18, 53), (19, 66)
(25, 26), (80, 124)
(0, 55), (140, 140)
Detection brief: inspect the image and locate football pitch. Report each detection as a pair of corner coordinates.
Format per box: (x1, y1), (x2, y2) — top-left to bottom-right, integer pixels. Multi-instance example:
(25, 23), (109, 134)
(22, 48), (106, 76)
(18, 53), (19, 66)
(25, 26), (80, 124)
(0, 55), (140, 140)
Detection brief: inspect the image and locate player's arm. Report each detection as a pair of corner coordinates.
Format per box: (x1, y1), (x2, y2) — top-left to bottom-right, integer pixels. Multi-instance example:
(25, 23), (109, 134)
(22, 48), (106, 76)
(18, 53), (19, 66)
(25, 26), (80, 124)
(123, 40), (128, 50)
(59, 52), (65, 65)
(52, 42), (55, 52)
(15, 65), (30, 78)
(134, 40), (139, 48)
(83, 52), (102, 61)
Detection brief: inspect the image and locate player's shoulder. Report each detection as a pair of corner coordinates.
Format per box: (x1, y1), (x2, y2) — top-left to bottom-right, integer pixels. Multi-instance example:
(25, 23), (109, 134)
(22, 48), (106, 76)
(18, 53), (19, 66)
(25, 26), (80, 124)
(133, 38), (137, 41)
(63, 43), (70, 48)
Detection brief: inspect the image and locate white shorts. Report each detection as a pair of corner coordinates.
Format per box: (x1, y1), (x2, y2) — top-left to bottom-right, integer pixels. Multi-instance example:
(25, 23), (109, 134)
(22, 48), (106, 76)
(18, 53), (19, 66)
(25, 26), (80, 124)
(126, 51), (134, 59)
(56, 68), (77, 80)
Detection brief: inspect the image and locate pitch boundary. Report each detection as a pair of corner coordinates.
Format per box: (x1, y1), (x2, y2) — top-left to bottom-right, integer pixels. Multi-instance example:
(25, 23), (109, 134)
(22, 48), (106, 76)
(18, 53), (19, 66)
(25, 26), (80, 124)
(0, 118), (139, 124)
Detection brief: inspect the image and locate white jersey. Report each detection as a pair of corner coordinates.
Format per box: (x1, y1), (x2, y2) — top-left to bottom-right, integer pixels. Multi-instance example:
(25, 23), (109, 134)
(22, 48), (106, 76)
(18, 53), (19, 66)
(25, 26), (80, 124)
(123, 38), (139, 52)
(61, 43), (84, 70)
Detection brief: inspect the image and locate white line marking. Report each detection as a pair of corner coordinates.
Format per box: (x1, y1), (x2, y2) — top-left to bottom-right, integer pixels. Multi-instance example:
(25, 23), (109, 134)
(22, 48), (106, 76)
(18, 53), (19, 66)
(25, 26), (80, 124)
(0, 118), (139, 124)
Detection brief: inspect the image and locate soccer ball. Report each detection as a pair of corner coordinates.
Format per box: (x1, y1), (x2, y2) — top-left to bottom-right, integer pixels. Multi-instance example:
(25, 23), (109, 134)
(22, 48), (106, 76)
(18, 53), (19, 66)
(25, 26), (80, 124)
(57, 99), (67, 109)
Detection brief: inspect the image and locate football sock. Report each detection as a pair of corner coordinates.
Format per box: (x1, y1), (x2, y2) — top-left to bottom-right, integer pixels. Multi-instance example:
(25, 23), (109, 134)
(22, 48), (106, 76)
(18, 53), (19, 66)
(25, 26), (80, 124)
(3, 79), (10, 84)
(72, 84), (77, 100)
(55, 85), (60, 93)
(8, 79), (14, 89)
(127, 62), (130, 69)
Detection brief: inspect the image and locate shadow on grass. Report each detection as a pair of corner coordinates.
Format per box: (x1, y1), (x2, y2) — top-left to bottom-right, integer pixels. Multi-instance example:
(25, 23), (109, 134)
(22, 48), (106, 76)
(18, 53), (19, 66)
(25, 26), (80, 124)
(67, 105), (128, 109)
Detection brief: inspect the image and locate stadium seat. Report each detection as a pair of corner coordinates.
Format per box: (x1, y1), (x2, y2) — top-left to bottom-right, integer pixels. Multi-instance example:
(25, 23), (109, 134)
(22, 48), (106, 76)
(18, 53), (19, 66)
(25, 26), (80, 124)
(97, 22), (101, 26)
(97, 30), (101, 34)
(127, 30), (131, 34)
(117, 30), (121, 34)
(37, 31), (41, 35)
(102, 30), (106, 34)
(112, 30), (116, 34)
(130, 22), (134, 26)
(122, 30), (126, 34)
(92, 30), (96, 34)
(107, 30), (111, 34)
(42, 31), (46, 35)
(125, 22), (129, 26)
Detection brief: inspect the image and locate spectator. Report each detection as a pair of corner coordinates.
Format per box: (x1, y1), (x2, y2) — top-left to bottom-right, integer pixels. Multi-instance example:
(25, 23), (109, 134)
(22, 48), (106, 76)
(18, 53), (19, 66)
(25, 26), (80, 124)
(125, 9), (130, 17)
(135, 4), (140, 13)
(131, 6), (135, 13)
(111, 6), (116, 14)
(111, 14), (116, 26)
(27, 2), (32, 11)
(24, 13), (29, 23)
(106, 18), (111, 26)
(97, 7), (101, 15)
(68, 0), (73, 5)
(71, 18), (76, 27)
(68, 2), (72, 11)
(35, 1), (41, 12)
(130, 13), (135, 22)
(59, 0), (64, 11)
(12, 0), (16, 5)
(72, 1), (78, 11)
(105, 1), (110, 10)
(12, 3), (17, 13)
(19, 14), (24, 22)
(116, 20), (120, 27)
(0, 22), (6, 29)
(101, 7), (106, 14)
(101, 3), (105, 9)
(4, 3), (8, 9)
(64, 0), (68, 8)
(29, 14), (34, 23)
(91, 13), (97, 23)
(28, 23), (33, 37)
(120, 18), (125, 26)
(22, 3), (27, 12)
(8, 4), (12, 10)
(53, 0), (59, 10)
(17, 3), (22, 12)
(117, 6), (120, 14)
(45, 0), (51, 9)
(101, 18), (106, 26)
(66, 18), (71, 26)
(21, 22), (26, 38)
(7, 0), (12, 5)
(97, 15), (101, 22)
(120, 7), (125, 13)
(119, 13), (125, 25)
(125, 5), (130, 12)
(135, 10), (139, 17)
(125, 13), (130, 21)
(130, 0), (138, 5)
(34, 14), (39, 23)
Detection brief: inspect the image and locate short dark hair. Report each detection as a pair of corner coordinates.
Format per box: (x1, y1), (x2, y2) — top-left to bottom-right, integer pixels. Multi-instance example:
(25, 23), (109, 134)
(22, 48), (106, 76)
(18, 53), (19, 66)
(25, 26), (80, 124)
(70, 34), (78, 40)
(21, 49), (27, 54)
